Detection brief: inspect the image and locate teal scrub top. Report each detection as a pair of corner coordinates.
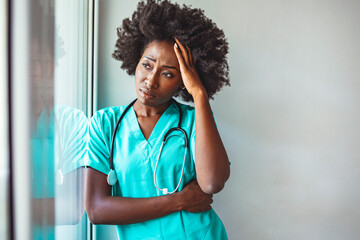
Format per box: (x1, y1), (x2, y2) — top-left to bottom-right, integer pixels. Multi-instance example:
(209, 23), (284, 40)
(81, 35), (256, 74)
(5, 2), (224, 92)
(87, 101), (228, 240)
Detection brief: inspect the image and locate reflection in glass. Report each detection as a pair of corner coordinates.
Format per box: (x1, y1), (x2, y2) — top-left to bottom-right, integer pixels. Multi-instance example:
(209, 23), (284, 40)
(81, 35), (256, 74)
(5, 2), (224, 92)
(54, 106), (87, 224)
(29, 1), (55, 238)
(54, 0), (89, 239)
(29, 0), (88, 239)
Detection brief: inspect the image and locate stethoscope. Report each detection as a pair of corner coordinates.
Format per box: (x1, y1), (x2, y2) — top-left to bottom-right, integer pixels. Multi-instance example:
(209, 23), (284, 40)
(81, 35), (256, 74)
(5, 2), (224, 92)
(107, 98), (189, 195)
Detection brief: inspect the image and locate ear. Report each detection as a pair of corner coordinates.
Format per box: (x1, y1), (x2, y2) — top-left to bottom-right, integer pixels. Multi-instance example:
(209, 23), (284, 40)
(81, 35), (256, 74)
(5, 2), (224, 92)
(179, 83), (185, 91)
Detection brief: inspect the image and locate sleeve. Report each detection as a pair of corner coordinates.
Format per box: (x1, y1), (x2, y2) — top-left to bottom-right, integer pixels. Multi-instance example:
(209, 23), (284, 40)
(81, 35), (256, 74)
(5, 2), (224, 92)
(56, 107), (88, 175)
(189, 131), (196, 164)
(86, 111), (111, 175)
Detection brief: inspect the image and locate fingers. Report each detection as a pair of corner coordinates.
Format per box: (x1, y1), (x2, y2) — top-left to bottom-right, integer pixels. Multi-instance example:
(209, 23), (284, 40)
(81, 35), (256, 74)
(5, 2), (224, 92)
(187, 179), (198, 186)
(191, 201), (212, 212)
(207, 194), (214, 204)
(181, 179), (213, 213)
(186, 46), (194, 67)
(186, 46), (195, 67)
(174, 38), (192, 67)
(174, 42), (186, 68)
(188, 203), (212, 213)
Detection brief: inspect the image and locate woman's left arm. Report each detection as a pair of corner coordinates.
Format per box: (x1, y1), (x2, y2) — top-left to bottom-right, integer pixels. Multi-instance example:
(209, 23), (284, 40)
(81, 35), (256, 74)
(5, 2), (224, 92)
(174, 38), (230, 194)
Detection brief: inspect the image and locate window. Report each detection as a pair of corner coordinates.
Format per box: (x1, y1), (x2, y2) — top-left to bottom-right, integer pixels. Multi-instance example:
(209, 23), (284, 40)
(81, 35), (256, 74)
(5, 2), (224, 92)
(9, 0), (90, 239)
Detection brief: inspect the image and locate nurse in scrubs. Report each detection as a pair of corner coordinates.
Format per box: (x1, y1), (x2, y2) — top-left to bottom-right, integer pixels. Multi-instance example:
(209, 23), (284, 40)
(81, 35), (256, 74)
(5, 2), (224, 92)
(86, 0), (230, 239)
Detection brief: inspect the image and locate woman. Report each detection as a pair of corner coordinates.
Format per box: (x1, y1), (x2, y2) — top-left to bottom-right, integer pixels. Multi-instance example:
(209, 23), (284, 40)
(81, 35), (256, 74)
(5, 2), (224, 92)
(86, 0), (230, 239)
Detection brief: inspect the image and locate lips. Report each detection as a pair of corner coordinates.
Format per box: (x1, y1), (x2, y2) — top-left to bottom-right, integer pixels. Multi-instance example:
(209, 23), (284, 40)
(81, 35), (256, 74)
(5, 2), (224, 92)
(139, 88), (156, 99)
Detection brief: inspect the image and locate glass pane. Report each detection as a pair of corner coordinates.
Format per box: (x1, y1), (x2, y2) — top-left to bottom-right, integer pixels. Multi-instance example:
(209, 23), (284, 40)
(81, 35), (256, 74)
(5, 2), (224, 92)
(29, 1), (56, 238)
(54, 0), (88, 239)
(27, 0), (88, 239)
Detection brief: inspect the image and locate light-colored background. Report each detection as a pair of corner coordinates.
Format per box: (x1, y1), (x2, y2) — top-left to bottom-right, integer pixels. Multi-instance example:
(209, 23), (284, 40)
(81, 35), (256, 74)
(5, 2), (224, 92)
(0, 0), (9, 239)
(95, 0), (360, 239)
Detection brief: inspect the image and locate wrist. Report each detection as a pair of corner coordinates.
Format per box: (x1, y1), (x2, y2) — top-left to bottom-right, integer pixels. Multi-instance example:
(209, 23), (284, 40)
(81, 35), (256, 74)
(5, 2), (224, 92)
(171, 191), (185, 211)
(191, 88), (208, 102)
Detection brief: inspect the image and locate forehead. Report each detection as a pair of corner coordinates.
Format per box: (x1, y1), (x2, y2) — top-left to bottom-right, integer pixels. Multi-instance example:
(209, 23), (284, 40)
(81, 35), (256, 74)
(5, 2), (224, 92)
(142, 41), (178, 66)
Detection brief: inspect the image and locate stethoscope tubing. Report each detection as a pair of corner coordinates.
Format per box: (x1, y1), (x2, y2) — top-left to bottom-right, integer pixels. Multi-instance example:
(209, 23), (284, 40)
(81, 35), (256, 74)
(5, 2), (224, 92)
(108, 98), (189, 195)
(109, 99), (137, 170)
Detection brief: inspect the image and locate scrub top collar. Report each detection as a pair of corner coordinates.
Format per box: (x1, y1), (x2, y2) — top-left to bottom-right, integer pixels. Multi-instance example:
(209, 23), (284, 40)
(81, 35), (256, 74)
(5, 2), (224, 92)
(126, 101), (178, 151)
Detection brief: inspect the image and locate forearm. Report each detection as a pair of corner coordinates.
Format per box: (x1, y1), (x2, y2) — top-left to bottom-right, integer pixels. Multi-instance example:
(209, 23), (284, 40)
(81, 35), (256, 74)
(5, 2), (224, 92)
(173, 38), (230, 193)
(87, 192), (182, 225)
(86, 167), (186, 225)
(193, 91), (230, 194)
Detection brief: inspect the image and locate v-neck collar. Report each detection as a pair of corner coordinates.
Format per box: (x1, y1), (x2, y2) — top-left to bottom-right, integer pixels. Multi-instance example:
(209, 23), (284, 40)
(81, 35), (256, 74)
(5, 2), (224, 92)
(126, 101), (178, 153)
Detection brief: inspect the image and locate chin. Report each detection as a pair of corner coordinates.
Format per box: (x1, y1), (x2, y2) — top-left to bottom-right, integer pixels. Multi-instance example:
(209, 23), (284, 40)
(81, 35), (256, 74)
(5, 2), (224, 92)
(138, 97), (173, 108)
(137, 95), (156, 106)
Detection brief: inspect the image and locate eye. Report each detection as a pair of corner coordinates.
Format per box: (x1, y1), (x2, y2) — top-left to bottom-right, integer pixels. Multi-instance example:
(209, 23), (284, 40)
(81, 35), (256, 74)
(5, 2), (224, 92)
(163, 72), (174, 78)
(142, 63), (151, 69)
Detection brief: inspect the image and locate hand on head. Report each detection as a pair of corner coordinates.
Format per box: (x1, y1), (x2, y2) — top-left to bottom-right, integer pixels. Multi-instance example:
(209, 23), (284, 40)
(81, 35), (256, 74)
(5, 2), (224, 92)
(173, 38), (207, 98)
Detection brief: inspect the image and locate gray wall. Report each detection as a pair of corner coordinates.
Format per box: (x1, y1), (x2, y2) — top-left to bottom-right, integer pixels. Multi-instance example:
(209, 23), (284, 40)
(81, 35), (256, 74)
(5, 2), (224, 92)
(95, 0), (360, 239)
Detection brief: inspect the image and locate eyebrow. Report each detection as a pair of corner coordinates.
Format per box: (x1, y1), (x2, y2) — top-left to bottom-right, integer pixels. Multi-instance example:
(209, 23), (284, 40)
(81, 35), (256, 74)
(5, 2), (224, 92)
(145, 56), (178, 71)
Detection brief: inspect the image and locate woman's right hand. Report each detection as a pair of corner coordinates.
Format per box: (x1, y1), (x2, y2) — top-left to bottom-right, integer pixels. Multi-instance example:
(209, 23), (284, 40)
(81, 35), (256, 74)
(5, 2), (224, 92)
(177, 180), (213, 212)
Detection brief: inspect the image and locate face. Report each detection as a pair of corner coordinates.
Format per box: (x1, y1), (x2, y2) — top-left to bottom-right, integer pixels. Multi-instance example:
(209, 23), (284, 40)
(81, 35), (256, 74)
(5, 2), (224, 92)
(134, 40), (182, 107)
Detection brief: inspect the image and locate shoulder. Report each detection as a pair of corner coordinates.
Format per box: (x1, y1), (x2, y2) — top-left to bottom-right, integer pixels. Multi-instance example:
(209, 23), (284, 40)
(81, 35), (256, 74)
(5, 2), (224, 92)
(89, 105), (131, 137)
(55, 105), (87, 128)
(177, 101), (195, 115)
(175, 101), (195, 129)
(90, 105), (128, 124)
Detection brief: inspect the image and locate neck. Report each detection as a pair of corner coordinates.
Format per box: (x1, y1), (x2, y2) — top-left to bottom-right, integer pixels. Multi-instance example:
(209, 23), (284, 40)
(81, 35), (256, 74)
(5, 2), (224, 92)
(133, 99), (172, 117)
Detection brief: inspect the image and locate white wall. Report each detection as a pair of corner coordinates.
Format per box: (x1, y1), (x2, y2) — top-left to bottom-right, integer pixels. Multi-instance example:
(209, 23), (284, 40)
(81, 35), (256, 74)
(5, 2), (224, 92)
(96, 0), (360, 239)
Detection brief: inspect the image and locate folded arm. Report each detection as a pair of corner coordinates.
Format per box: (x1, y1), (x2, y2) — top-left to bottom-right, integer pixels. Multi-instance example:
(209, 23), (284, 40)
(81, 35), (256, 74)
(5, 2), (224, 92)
(85, 167), (213, 225)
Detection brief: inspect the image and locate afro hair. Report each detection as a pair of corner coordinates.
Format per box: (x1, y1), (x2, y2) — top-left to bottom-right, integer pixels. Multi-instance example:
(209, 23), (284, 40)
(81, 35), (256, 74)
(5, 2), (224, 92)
(112, 0), (230, 102)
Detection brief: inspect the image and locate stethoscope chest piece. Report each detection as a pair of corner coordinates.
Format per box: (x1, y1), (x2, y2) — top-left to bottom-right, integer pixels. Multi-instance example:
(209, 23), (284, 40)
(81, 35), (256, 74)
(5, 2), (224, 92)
(107, 169), (118, 186)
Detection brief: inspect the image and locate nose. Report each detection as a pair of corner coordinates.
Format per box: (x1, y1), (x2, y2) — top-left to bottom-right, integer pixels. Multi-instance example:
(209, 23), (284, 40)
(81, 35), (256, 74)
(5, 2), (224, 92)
(145, 70), (159, 89)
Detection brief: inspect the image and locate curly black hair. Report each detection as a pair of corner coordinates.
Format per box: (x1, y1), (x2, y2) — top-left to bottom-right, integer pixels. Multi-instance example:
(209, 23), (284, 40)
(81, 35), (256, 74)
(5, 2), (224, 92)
(112, 0), (230, 102)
